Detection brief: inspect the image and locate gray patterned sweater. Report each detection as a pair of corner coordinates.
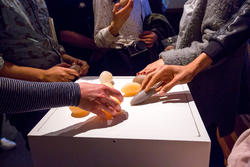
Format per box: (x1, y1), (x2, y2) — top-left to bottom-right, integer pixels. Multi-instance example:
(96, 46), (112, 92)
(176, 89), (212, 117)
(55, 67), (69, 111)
(160, 0), (243, 65)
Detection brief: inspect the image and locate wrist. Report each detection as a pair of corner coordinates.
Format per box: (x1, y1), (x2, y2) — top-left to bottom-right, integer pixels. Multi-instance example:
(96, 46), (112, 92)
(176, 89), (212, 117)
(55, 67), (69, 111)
(109, 23), (119, 37)
(37, 70), (47, 82)
(190, 52), (212, 76)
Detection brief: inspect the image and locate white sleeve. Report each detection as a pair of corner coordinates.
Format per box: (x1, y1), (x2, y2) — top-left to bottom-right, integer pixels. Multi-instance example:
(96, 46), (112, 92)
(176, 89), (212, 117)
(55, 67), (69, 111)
(93, 0), (119, 48)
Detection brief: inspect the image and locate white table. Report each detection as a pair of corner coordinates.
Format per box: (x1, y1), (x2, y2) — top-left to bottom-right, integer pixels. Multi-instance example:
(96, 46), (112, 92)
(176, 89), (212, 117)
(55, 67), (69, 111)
(28, 76), (210, 167)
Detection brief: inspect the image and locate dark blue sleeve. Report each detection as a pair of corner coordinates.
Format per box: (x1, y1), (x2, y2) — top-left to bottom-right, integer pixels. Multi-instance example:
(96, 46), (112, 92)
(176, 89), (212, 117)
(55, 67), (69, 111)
(0, 77), (80, 113)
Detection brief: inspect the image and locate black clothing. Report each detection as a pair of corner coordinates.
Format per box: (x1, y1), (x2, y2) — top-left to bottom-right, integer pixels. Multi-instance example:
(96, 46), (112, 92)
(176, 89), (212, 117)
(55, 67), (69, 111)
(203, 0), (250, 63)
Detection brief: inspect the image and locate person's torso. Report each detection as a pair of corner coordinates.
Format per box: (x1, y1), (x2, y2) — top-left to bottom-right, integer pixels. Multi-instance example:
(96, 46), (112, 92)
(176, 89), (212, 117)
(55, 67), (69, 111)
(0, 0), (61, 69)
(112, 0), (144, 47)
(176, 0), (243, 49)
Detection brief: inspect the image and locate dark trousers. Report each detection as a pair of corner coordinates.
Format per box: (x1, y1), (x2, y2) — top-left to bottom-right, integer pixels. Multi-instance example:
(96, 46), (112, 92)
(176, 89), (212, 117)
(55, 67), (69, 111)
(0, 114), (3, 138)
(188, 44), (249, 136)
(88, 48), (158, 76)
(7, 110), (48, 149)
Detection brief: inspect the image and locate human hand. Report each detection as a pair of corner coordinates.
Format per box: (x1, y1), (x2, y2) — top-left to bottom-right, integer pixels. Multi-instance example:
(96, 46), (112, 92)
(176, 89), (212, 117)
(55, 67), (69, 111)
(61, 54), (89, 76)
(42, 66), (80, 82)
(141, 52), (213, 94)
(72, 59), (89, 76)
(78, 82), (123, 118)
(139, 31), (158, 48)
(137, 59), (164, 75)
(141, 65), (195, 94)
(109, 0), (134, 36)
(164, 45), (175, 51)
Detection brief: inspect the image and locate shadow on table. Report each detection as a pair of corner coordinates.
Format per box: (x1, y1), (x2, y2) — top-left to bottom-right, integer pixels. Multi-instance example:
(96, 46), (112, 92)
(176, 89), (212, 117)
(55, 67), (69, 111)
(139, 90), (193, 105)
(43, 111), (128, 137)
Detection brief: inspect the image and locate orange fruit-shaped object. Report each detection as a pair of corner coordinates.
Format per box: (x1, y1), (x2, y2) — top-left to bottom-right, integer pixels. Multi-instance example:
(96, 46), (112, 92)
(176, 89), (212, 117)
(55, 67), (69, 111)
(102, 96), (122, 120)
(111, 96), (121, 104)
(70, 106), (90, 118)
(121, 82), (141, 97)
(101, 109), (113, 120)
(99, 71), (113, 84)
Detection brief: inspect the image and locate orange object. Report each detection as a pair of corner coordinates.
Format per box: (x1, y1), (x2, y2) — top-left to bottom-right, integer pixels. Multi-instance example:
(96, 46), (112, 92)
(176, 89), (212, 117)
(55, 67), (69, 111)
(111, 96), (121, 104)
(121, 82), (141, 97)
(101, 109), (113, 120)
(102, 96), (121, 120)
(70, 106), (90, 118)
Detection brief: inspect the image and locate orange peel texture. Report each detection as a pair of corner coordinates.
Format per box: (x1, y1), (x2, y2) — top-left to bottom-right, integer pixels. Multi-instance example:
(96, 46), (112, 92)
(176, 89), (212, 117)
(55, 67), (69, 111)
(102, 96), (121, 120)
(121, 82), (141, 97)
(70, 106), (90, 118)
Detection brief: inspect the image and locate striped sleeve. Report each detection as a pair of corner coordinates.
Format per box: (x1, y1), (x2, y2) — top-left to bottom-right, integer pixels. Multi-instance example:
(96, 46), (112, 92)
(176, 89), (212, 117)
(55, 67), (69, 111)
(0, 56), (4, 70)
(0, 77), (80, 113)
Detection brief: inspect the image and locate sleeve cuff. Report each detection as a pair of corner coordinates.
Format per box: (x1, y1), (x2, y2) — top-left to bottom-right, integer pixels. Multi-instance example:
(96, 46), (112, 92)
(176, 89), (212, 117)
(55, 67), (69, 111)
(203, 40), (224, 62)
(159, 50), (182, 65)
(70, 83), (81, 106)
(102, 27), (119, 42)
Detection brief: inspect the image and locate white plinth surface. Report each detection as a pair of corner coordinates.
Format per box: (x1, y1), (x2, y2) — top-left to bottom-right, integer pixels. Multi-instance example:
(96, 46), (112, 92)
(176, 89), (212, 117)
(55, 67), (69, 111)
(28, 76), (210, 167)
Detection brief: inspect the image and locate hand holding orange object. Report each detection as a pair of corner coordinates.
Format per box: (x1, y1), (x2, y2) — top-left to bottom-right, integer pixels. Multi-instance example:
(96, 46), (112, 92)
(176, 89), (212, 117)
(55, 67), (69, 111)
(78, 82), (123, 119)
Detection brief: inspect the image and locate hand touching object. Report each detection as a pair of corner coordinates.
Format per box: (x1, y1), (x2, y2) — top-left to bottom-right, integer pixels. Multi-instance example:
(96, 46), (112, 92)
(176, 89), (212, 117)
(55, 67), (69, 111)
(78, 82), (123, 118)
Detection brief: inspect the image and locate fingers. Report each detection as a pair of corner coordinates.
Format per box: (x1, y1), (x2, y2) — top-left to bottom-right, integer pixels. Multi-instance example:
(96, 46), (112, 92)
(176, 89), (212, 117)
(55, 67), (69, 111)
(139, 34), (154, 39)
(104, 86), (124, 103)
(137, 67), (155, 75)
(62, 68), (80, 81)
(141, 71), (155, 90)
(117, 0), (133, 15)
(145, 72), (161, 92)
(140, 31), (152, 36)
(112, 3), (120, 14)
(79, 65), (89, 76)
(56, 63), (71, 68)
(140, 38), (154, 45)
(159, 78), (178, 94)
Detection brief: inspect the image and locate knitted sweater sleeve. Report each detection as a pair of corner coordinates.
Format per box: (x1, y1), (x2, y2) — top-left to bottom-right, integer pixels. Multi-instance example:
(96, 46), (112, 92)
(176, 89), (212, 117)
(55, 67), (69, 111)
(160, 0), (242, 65)
(0, 77), (80, 113)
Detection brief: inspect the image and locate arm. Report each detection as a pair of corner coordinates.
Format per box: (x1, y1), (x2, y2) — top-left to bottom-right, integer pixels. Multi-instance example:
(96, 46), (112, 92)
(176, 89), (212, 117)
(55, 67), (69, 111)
(141, 1), (250, 93)
(142, 53), (212, 93)
(203, 0), (250, 63)
(160, 0), (250, 66)
(93, 0), (133, 48)
(61, 54), (89, 76)
(93, 0), (116, 48)
(60, 31), (97, 49)
(0, 77), (123, 117)
(0, 61), (80, 82)
(0, 77), (80, 113)
(0, 61), (47, 82)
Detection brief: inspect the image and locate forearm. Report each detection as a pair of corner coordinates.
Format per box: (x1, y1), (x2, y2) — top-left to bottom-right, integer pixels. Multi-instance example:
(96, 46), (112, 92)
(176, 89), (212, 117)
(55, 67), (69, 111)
(187, 52), (213, 77)
(0, 61), (45, 82)
(60, 31), (96, 49)
(93, 0), (115, 48)
(205, 0), (250, 62)
(94, 27), (119, 48)
(0, 77), (80, 114)
(160, 40), (209, 65)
